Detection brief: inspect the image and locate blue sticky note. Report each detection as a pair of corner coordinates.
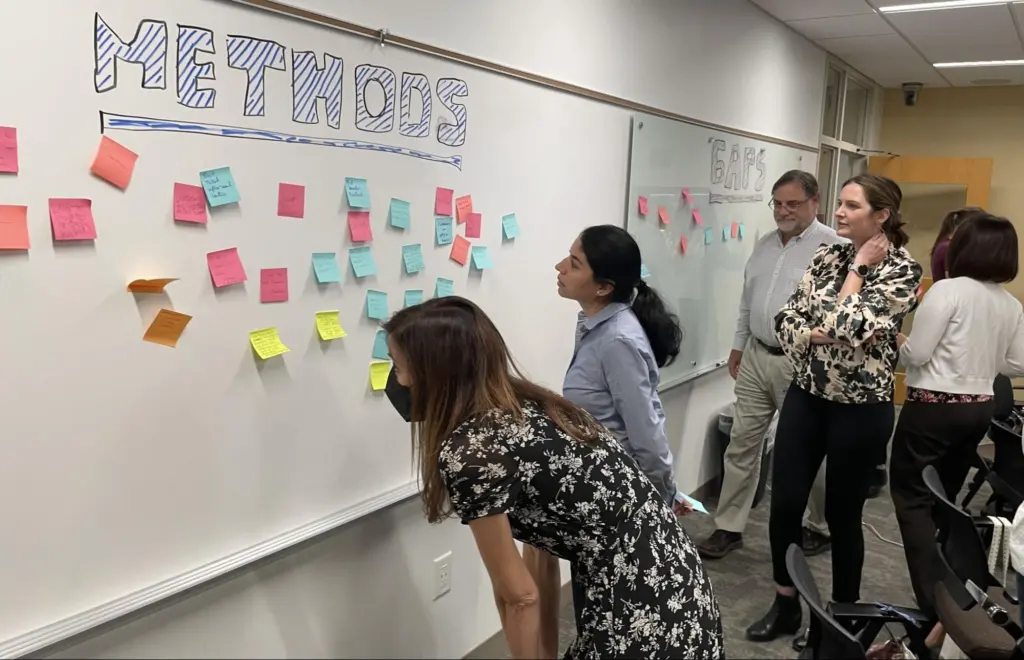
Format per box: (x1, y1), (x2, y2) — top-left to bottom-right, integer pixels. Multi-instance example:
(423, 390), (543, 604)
(372, 329), (390, 360)
(349, 246), (377, 278)
(435, 277), (455, 298)
(311, 252), (342, 283)
(345, 177), (370, 209)
(640, 264), (651, 279)
(402, 243), (425, 274)
(471, 246), (494, 270)
(679, 493), (709, 515)
(366, 290), (389, 320)
(389, 198), (411, 229)
(722, 226), (730, 241)
(738, 223), (746, 239)
(501, 213), (520, 240)
(199, 167), (240, 207)
(704, 228), (713, 245)
(435, 216), (454, 245)
(404, 289), (424, 308)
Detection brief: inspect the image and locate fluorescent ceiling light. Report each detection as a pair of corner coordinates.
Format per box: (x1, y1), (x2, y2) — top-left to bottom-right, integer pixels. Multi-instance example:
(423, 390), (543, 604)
(934, 59), (1024, 67)
(879, 0), (1022, 13)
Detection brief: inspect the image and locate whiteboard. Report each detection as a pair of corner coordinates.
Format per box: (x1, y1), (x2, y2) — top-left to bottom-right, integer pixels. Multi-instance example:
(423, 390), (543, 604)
(625, 113), (815, 389)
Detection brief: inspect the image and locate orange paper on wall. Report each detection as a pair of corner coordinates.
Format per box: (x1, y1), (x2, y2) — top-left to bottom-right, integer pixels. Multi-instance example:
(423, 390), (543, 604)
(0, 205), (29, 249)
(450, 235), (471, 265)
(658, 206), (669, 225)
(90, 136), (138, 189)
(680, 236), (688, 254)
(127, 278), (178, 293)
(455, 195), (473, 223)
(143, 309), (193, 347)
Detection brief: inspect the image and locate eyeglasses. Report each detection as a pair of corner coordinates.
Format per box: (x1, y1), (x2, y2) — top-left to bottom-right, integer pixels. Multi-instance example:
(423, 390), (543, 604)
(768, 198), (810, 212)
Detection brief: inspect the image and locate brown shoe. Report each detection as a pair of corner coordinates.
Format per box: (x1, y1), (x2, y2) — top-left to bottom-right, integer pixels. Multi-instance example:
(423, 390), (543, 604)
(697, 529), (743, 559)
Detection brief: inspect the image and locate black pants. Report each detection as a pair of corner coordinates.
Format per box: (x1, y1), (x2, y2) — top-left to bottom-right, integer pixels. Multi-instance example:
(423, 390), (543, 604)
(890, 398), (993, 618)
(769, 384), (894, 602)
(571, 562), (584, 629)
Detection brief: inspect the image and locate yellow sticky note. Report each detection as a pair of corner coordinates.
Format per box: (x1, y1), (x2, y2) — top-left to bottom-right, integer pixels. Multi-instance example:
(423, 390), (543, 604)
(369, 361), (391, 391)
(315, 311), (347, 341)
(127, 278), (178, 294)
(249, 327), (290, 360)
(142, 309), (192, 347)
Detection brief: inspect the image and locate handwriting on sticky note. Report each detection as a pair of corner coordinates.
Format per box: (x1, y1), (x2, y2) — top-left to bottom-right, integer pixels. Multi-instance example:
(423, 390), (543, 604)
(471, 245), (494, 270)
(348, 210), (373, 242)
(404, 289), (424, 308)
(658, 206), (669, 225)
(680, 237), (688, 254)
(692, 209), (704, 225)
(389, 198), (411, 229)
(207, 247), (247, 287)
(278, 182), (305, 218)
(450, 235), (471, 265)
(466, 212), (482, 238)
(91, 136), (138, 190)
(173, 183), (207, 223)
(435, 277), (455, 298)
(738, 223), (746, 239)
(731, 222), (739, 238)
(345, 177), (370, 208)
(349, 246), (377, 278)
(435, 216), (454, 245)
(372, 330), (390, 360)
(640, 264), (651, 279)
(315, 311), (347, 341)
(402, 243), (425, 274)
(501, 213), (520, 240)
(435, 187), (453, 215)
(682, 188), (694, 205)
(455, 195), (473, 223)
(49, 198), (96, 241)
(366, 289), (389, 320)
(369, 361), (391, 391)
(0, 205), (29, 249)
(249, 327), (290, 360)
(638, 196), (649, 215)
(0, 127), (18, 174)
(312, 252), (342, 283)
(260, 268), (288, 303)
(143, 309), (192, 348)
(127, 278), (178, 294)
(200, 167), (240, 207)
(704, 228), (713, 245)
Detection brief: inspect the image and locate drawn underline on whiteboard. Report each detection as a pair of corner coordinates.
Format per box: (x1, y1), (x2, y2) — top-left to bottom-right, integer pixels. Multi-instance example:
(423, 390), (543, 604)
(98, 112), (464, 170)
(709, 193), (764, 204)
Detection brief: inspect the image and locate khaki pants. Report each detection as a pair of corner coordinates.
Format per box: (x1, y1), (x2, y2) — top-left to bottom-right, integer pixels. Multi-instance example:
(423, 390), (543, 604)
(714, 337), (827, 535)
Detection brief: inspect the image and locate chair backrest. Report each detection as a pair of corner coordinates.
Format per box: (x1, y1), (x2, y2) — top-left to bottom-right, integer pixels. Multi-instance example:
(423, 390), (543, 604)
(786, 545), (867, 660)
(923, 465), (995, 590)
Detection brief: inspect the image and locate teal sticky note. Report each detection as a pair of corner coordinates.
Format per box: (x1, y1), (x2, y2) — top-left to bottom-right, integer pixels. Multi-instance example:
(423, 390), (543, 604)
(435, 216), (454, 245)
(722, 226), (730, 241)
(311, 252), (341, 283)
(471, 245), (494, 270)
(389, 198), (411, 229)
(640, 264), (651, 279)
(402, 243), (425, 274)
(366, 289), (389, 320)
(349, 246), (377, 278)
(738, 223), (746, 239)
(435, 277), (455, 298)
(404, 289), (424, 308)
(704, 228), (713, 245)
(199, 167), (240, 207)
(371, 329), (390, 360)
(501, 213), (520, 240)
(345, 177), (370, 209)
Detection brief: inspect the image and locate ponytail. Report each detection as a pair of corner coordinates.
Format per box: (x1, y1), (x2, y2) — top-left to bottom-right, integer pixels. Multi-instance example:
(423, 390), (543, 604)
(632, 280), (682, 368)
(882, 211), (910, 250)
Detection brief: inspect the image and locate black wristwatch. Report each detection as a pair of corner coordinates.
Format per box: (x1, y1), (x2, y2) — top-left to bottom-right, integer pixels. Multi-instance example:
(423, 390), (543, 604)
(851, 263), (873, 279)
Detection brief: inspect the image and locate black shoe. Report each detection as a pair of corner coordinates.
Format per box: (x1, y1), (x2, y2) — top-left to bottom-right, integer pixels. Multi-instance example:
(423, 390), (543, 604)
(801, 527), (831, 557)
(746, 592), (802, 642)
(868, 467), (887, 499)
(792, 629), (808, 652)
(697, 530), (743, 560)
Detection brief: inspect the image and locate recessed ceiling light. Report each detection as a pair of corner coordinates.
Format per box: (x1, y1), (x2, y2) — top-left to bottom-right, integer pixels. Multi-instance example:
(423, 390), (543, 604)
(971, 77), (1013, 84)
(878, 0), (1022, 13)
(934, 59), (1024, 67)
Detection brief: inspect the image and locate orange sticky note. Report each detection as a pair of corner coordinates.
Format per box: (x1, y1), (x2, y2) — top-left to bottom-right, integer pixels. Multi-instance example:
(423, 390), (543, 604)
(638, 196), (648, 215)
(466, 212), (482, 238)
(207, 247), (247, 287)
(450, 235), (471, 265)
(260, 268), (289, 303)
(658, 206), (669, 225)
(127, 278), (178, 294)
(348, 210), (373, 242)
(731, 222), (739, 238)
(49, 198), (96, 241)
(278, 182), (305, 218)
(143, 309), (192, 348)
(455, 195), (473, 223)
(680, 236), (688, 254)
(692, 209), (704, 225)
(435, 187), (453, 215)
(0, 127), (18, 174)
(173, 183), (207, 224)
(682, 188), (694, 204)
(0, 205), (29, 249)
(90, 136), (138, 190)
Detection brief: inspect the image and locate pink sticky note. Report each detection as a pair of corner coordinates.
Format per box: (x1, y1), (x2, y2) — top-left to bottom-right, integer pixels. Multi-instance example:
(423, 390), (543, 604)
(435, 187), (453, 215)
(173, 183), (208, 223)
(0, 127), (18, 174)
(731, 222), (739, 238)
(348, 210), (373, 242)
(90, 136), (138, 189)
(638, 196), (649, 215)
(682, 188), (694, 204)
(260, 267), (289, 303)
(48, 198), (97, 241)
(206, 247), (247, 287)
(0, 205), (30, 249)
(277, 183), (305, 218)
(466, 212), (482, 238)
(692, 209), (704, 225)
(455, 195), (473, 223)
(680, 236), (688, 254)
(658, 206), (669, 225)
(450, 235), (471, 265)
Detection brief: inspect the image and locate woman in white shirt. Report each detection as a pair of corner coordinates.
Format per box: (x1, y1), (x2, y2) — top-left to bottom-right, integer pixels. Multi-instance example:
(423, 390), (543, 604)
(891, 212), (1024, 630)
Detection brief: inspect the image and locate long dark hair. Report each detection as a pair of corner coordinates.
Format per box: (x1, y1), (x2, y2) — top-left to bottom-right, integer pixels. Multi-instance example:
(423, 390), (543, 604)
(841, 174), (909, 249)
(383, 296), (604, 523)
(578, 225), (682, 367)
(931, 207), (985, 257)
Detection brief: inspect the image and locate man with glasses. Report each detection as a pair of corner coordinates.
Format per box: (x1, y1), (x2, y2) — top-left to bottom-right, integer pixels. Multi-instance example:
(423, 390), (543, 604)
(698, 170), (843, 563)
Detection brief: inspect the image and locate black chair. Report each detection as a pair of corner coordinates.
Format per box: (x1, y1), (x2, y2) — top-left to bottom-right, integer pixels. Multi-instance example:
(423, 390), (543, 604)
(961, 375), (1024, 517)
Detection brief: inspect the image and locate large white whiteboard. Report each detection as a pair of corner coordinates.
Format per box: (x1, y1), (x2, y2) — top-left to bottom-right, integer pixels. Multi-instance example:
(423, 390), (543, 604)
(625, 113), (815, 389)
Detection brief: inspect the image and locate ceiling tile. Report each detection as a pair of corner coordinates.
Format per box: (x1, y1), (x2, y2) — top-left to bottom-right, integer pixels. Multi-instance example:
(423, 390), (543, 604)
(886, 4), (1024, 62)
(839, 55), (950, 86)
(938, 65), (1024, 86)
(815, 33), (917, 57)
(750, 0), (875, 22)
(787, 13), (894, 40)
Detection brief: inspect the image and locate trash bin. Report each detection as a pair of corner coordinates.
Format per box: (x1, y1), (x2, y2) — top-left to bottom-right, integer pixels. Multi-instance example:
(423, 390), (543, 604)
(715, 403), (773, 509)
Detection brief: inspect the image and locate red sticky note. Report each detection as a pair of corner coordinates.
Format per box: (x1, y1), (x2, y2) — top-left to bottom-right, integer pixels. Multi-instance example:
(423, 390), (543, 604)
(435, 187), (453, 215)
(0, 127), (18, 174)
(692, 209), (704, 225)
(680, 236), (688, 254)
(455, 195), (473, 223)
(206, 247), (247, 287)
(277, 183), (305, 218)
(260, 267), (289, 303)
(731, 222), (739, 238)
(0, 205), (29, 249)
(49, 198), (97, 241)
(658, 206), (669, 225)
(450, 235), (471, 265)
(348, 210), (373, 242)
(638, 196), (649, 215)
(90, 136), (138, 190)
(173, 183), (207, 224)
(682, 188), (694, 204)
(466, 212), (482, 238)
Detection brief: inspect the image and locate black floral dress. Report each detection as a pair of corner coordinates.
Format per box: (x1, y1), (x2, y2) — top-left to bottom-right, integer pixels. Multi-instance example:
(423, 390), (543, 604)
(439, 401), (723, 660)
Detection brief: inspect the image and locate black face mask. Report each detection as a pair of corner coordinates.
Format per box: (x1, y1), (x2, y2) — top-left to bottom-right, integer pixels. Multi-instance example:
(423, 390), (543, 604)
(385, 366), (414, 422)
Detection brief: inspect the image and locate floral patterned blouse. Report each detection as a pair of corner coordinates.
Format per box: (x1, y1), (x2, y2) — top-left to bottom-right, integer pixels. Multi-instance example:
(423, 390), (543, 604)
(775, 242), (922, 404)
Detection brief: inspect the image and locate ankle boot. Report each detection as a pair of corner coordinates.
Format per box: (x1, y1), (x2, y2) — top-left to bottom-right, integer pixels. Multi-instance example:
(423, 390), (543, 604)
(745, 592), (802, 642)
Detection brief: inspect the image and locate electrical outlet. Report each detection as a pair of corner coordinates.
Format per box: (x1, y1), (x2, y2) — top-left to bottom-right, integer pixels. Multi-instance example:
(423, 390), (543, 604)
(433, 551), (452, 600)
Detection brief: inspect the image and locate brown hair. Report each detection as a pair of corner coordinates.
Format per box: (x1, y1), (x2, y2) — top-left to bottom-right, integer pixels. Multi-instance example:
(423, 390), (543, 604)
(841, 173), (910, 249)
(382, 296), (604, 523)
(931, 206), (986, 257)
(947, 213), (1019, 283)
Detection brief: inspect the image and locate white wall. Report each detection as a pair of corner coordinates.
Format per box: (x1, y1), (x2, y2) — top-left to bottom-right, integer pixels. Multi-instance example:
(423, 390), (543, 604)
(41, 1), (826, 657)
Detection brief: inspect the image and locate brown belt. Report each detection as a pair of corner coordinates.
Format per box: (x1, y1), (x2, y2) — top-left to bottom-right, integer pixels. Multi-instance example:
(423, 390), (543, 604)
(756, 338), (785, 356)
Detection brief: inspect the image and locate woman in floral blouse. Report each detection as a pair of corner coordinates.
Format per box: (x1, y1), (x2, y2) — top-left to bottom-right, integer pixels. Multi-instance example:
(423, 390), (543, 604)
(745, 174), (922, 643)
